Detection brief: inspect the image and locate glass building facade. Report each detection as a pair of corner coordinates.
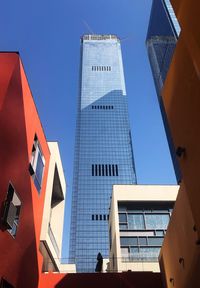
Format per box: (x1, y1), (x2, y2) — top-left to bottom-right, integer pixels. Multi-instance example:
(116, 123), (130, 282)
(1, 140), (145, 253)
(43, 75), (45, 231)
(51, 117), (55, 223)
(146, 0), (180, 96)
(119, 201), (173, 262)
(69, 35), (137, 272)
(146, 0), (181, 182)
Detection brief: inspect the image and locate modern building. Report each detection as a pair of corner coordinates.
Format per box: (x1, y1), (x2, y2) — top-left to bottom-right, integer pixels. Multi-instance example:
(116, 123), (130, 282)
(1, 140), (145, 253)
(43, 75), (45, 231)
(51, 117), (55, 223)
(0, 52), (74, 288)
(69, 34), (137, 272)
(146, 0), (181, 182)
(108, 185), (178, 273)
(158, 0), (200, 286)
(146, 0), (180, 96)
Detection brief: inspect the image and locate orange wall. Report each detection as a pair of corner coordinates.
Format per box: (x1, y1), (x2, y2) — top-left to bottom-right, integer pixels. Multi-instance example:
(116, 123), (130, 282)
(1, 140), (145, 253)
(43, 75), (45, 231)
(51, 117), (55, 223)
(163, 0), (200, 237)
(0, 53), (50, 288)
(159, 0), (200, 287)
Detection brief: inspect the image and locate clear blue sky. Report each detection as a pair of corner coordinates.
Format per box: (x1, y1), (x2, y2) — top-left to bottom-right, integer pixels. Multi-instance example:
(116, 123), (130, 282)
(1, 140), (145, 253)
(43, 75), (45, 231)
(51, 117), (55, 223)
(0, 0), (176, 259)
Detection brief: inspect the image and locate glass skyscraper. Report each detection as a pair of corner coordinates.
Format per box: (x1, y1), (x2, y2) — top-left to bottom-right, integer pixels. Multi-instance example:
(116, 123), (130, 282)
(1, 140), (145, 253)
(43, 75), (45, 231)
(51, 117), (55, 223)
(146, 0), (181, 182)
(146, 0), (180, 96)
(69, 35), (137, 272)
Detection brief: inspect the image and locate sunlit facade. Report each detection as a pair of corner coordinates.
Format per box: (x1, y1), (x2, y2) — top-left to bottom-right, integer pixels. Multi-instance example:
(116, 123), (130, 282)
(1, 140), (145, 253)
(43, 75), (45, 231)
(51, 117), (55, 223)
(108, 185), (179, 272)
(69, 35), (136, 272)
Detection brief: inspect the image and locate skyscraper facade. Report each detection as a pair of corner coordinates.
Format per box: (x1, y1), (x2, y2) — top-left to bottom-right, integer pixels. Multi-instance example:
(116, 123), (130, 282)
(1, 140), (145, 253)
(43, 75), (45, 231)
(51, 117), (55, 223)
(146, 0), (181, 182)
(69, 35), (137, 272)
(146, 0), (180, 96)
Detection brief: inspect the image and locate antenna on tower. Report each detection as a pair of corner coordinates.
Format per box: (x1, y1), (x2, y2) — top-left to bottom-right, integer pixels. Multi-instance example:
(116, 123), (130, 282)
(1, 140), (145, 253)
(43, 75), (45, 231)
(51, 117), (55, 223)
(82, 19), (95, 35)
(120, 35), (133, 42)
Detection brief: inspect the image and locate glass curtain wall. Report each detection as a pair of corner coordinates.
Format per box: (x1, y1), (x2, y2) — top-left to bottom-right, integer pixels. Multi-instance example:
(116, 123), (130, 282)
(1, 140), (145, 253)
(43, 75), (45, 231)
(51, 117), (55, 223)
(69, 35), (136, 272)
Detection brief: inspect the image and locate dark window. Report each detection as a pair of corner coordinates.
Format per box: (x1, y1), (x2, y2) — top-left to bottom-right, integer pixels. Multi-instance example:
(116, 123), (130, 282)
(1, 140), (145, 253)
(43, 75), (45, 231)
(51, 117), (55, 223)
(104, 214), (107, 221)
(120, 237), (138, 246)
(96, 215), (98, 220)
(116, 165), (118, 176)
(112, 164), (115, 176)
(92, 215), (94, 220)
(95, 165), (98, 176)
(109, 165), (111, 176)
(119, 213), (127, 222)
(102, 165), (104, 176)
(105, 165), (108, 176)
(100, 215), (102, 220)
(29, 135), (45, 193)
(148, 237), (164, 246)
(99, 164), (101, 176)
(2, 183), (22, 238)
(138, 237), (147, 246)
(93, 164), (118, 176)
(119, 224), (127, 230)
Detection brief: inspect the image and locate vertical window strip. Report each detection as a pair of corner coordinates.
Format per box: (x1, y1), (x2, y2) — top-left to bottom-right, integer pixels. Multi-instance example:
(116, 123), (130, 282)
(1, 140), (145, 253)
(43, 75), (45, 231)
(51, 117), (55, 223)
(99, 164), (101, 176)
(112, 164), (115, 176)
(109, 165), (112, 176)
(116, 165), (118, 176)
(106, 165), (108, 176)
(95, 164), (98, 176)
(92, 164), (94, 176)
(102, 165), (104, 176)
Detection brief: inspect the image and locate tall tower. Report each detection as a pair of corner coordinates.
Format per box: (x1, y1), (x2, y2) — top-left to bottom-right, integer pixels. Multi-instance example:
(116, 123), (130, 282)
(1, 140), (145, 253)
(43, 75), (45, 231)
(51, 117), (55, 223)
(146, 0), (181, 182)
(69, 35), (137, 272)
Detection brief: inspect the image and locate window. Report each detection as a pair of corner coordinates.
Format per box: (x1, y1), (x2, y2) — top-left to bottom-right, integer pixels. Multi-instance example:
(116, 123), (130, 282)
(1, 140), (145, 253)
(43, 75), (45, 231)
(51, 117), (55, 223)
(128, 214), (145, 229)
(92, 66), (111, 72)
(148, 237), (164, 246)
(120, 237), (138, 246)
(138, 237), (147, 246)
(1, 183), (21, 238)
(29, 135), (45, 193)
(119, 213), (127, 222)
(92, 214), (108, 221)
(145, 214), (170, 230)
(91, 105), (114, 110)
(92, 164), (118, 176)
(121, 247), (129, 258)
(119, 224), (127, 230)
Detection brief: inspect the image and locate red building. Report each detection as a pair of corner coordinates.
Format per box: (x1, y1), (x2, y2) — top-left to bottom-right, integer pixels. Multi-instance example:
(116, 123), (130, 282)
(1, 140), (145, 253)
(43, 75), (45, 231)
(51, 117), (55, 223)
(0, 52), (50, 287)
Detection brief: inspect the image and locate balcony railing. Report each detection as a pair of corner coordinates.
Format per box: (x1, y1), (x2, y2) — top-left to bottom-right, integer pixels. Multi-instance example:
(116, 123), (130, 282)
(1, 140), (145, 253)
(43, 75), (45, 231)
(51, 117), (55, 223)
(43, 256), (159, 273)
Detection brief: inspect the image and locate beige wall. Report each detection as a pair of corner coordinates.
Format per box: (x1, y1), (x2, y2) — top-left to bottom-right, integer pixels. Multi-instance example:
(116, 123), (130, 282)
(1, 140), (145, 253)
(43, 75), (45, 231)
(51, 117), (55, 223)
(40, 142), (76, 273)
(109, 185), (179, 273)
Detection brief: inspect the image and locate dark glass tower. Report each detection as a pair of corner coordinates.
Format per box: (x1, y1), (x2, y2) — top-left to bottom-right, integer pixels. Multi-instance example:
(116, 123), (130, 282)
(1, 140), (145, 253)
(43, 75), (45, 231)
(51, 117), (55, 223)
(69, 35), (137, 272)
(146, 0), (181, 182)
(146, 0), (180, 96)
